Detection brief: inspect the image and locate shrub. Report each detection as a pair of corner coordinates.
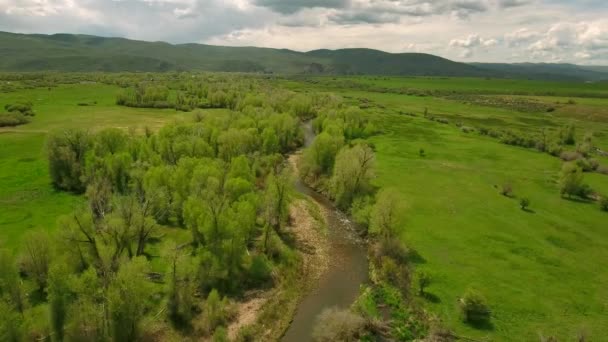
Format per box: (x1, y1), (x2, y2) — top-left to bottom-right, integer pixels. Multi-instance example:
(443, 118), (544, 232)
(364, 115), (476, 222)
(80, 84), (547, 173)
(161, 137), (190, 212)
(4, 101), (34, 116)
(520, 197), (530, 210)
(600, 196), (608, 212)
(459, 289), (491, 325)
(0, 112), (30, 127)
(559, 163), (586, 199)
(500, 182), (513, 197)
(576, 158), (599, 172)
(559, 151), (582, 162)
(417, 271), (432, 296)
(47, 129), (91, 193)
(312, 308), (366, 342)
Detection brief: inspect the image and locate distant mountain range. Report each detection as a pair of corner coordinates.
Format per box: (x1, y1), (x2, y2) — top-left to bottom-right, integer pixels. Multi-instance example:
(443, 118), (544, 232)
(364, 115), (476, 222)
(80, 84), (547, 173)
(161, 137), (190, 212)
(1, 31), (607, 81)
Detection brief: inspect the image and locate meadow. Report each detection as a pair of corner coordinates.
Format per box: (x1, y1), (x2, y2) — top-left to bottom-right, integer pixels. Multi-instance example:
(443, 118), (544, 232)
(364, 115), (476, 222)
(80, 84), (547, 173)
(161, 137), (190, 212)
(1, 74), (607, 341)
(288, 76), (608, 340)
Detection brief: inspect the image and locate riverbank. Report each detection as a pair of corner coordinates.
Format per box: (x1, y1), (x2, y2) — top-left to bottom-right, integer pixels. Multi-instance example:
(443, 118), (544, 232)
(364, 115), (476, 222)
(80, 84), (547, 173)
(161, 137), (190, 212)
(226, 154), (331, 340)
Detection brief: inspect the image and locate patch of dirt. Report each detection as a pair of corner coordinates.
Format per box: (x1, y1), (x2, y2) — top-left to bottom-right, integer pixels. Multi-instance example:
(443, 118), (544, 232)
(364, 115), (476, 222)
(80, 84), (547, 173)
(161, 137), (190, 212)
(288, 199), (330, 287)
(227, 293), (269, 340)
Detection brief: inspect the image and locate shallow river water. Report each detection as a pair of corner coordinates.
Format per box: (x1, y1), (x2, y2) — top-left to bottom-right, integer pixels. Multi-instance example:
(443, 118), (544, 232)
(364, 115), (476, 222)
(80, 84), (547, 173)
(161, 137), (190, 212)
(281, 123), (369, 342)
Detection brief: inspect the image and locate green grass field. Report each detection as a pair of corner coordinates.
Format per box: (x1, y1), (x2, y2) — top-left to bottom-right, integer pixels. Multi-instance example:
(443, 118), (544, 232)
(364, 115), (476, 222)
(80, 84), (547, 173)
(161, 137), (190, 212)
(1, 76), (607, 340)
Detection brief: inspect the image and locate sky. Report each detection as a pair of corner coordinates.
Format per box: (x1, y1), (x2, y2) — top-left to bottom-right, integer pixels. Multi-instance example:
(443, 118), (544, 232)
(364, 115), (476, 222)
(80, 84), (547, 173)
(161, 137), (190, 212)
(0, 0), (607, 64)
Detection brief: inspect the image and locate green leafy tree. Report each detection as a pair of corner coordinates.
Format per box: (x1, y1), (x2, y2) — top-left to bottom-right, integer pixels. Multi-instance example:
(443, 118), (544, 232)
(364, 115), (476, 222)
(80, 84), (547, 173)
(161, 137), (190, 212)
(370, 188), (403, 242)
(559, 163), (585, 198)
(48, 262), (71, 341)
(47, 129), (91, 193)
(330, 143), (375, 209)
(459, 289), (491, 325)
(21, 230), (52, 291)
(0, 249), (24, 313)
(520, 197), (530, 210)
(107, 257), (152, 342)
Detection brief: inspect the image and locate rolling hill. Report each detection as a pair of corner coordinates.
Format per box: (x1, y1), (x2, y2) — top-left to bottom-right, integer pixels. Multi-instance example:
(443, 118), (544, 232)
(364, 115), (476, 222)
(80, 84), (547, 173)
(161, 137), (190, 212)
(1, 31), (607, 80)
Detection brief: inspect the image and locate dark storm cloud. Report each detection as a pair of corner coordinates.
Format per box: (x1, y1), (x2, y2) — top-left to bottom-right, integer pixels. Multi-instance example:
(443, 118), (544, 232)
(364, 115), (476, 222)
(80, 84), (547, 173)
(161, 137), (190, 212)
(253, 0), (349, 14)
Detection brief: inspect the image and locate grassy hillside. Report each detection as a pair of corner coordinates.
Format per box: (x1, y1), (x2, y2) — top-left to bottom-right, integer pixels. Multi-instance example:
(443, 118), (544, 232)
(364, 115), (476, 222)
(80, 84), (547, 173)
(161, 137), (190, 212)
(2, 31), (608, 81)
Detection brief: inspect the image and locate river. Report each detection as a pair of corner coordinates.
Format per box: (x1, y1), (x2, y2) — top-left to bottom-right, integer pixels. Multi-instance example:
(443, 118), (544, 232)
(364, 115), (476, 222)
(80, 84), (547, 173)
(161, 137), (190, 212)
(281, 122), (369, 342)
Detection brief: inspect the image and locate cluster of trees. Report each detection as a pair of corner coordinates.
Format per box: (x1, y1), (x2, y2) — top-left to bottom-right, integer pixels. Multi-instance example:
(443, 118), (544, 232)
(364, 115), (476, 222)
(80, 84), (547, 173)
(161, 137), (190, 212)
(0, 101), (35, 127)
(2, 81), (352, 340)
(113, 73), (336, 121)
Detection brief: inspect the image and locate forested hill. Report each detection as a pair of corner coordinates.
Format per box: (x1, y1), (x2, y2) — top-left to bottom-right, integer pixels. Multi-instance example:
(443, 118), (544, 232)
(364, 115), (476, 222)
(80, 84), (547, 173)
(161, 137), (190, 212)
(1, 31), (607, 81)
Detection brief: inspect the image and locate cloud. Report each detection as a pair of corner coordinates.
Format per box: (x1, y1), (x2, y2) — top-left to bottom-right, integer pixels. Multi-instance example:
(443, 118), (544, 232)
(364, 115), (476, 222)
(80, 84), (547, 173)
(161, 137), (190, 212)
(450, 34), (499, 58)
(498, 0), (531, 8)
(252, 0), (348, 14)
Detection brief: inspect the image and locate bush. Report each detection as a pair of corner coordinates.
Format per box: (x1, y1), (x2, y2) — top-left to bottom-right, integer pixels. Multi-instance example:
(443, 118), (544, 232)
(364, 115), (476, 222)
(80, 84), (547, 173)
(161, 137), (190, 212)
(0, 112), (30, 127)
(600, 196), (608, 212)
(4, 101), (34, 116)
(519, 197), (530, 210)
(500, 182), (513, 197)
(417, 271), (432, 296)
(459, 289), (491, 325)
(312, 308), (366, 342)
(576, 158), (599, 172)
(559, 151), (581, 162)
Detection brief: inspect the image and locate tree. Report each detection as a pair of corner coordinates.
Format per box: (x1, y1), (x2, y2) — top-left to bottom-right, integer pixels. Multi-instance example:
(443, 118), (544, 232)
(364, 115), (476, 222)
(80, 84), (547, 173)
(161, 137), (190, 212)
(370, 188), (403, 242)
(263, 168), (292, 231)
(165, 242), (196, 326)
(107, 257), (151, 342)
(0, 301), (23, 342)
(560, 123), (576, 145)
(0, 249), (24, 313)
(459, 289), (491, 325)
(520, 197), (530, 211)
(417, 271), (432, 296)
(48, 262), (71, 341)
(47, 129), (91, 193)
(21, 230), (52, 291)
(600, 196), (608, 212)
(330, 143), (375, 209)
(559, 163), (585, 198)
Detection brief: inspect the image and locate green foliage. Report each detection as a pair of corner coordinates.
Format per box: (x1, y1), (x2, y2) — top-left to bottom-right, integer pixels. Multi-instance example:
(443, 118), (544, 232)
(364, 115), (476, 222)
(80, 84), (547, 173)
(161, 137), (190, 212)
(0, 249), (24, 314)
(599, 196), (608, 212)
(559, 123), (576, 145)
(370, 189), (403, 242)
(0, 112), (30, 127)
(459, 289), (491, 325)
(21, 230), (52, 291)
(520, 197), (530, 210)
(0, 301), (23, 342)
(417, 271), (432, 296)
(107, 257), (152, 342)
(47, 129), (91, 193)
(559, 163), (590, 199)
(47, 262), (70, 342)
(330, 143), (375, 209)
